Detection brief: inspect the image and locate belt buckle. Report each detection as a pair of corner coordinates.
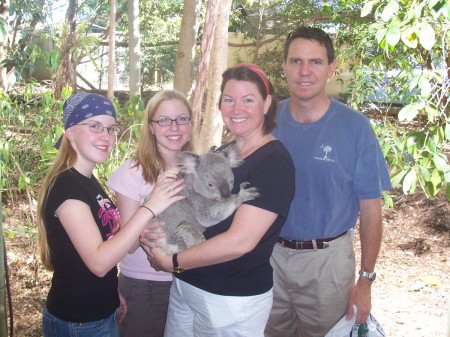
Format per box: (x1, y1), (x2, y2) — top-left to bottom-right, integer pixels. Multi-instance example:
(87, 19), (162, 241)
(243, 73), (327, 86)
(323, 241), (330, 249)
(295, 241), (303, 250)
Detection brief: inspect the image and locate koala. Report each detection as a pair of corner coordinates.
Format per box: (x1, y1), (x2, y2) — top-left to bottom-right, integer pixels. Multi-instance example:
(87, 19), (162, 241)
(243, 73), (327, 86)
(155, 144), (260, 254)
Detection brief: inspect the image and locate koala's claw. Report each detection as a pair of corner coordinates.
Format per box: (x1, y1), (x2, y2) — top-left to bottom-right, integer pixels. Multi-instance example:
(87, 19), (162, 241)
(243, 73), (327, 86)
(237, 185), (260, 204)
(239, 182), (250, 189)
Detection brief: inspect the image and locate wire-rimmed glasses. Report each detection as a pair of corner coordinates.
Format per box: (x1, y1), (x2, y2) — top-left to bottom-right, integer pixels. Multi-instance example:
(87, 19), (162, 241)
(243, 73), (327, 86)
(150, 116), (192, 127)
(76, 122), (121, 136)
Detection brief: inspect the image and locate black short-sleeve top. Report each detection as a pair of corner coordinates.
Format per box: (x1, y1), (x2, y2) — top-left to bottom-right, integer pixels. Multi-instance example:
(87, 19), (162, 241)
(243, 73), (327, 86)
(177, 140), (295, 296)
(44, 168), (120, 322)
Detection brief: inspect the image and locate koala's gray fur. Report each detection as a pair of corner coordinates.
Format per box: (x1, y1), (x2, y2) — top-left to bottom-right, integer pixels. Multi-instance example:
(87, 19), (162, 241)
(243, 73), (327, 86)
(155, 144), (259, 254)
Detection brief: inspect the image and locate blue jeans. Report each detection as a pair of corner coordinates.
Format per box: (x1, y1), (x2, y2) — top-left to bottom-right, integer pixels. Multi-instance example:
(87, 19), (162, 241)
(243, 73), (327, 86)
(42, 306), (119, 337)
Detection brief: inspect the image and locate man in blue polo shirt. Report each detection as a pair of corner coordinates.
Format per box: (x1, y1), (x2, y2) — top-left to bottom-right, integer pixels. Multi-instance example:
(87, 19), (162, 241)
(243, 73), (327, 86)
(265, 26), (392, 337)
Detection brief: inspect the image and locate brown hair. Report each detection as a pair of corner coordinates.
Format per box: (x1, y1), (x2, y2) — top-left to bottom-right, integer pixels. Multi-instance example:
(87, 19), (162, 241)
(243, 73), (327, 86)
(284, 26), (335, 64)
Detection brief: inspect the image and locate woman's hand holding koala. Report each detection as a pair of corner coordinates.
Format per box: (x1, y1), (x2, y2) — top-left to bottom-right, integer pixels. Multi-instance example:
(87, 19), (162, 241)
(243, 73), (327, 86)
(140, 221), (172, 272)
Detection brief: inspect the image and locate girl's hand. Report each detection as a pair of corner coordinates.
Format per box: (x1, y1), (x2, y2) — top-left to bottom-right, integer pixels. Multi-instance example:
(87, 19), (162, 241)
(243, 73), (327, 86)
(117, 291), (127, 324)
(140, 221), (165, 252)
(142, 168), (186, 217)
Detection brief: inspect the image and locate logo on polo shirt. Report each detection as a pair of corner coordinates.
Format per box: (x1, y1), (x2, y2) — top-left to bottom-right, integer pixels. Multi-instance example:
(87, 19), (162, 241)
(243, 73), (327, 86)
(314, 144), (336, 162)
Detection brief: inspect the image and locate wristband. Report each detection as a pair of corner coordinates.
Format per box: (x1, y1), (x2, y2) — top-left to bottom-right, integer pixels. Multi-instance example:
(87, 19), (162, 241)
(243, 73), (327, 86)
(140, 205), (155, 218)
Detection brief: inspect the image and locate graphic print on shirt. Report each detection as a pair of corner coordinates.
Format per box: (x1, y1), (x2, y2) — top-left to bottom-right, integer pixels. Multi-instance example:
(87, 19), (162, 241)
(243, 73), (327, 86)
(96, 195), (121, 238)
(313, 144), (336, 163)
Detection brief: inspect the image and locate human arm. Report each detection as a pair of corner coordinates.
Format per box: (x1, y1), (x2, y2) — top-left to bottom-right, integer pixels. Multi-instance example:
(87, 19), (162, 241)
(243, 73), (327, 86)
(346, 197), (383, 323)
(142, 142), (295, 272)
(57, 169), (185, 277)
(114, 191), (141, 253)
(142, 203), (278, 272)
(107, 159), (153, 253)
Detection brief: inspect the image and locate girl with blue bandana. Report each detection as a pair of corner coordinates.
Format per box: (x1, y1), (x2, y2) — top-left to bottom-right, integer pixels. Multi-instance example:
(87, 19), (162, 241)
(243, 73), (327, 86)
(37, 93), (186, 337)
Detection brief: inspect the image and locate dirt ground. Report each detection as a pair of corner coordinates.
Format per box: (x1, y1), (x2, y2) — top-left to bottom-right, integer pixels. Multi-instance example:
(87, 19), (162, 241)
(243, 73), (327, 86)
(2, 188), (449, 337)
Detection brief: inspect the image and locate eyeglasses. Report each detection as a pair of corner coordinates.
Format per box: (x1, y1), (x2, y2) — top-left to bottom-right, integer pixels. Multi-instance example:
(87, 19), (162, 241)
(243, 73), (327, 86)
(150, 116), (192, 127)
(76, 122), (121, 136)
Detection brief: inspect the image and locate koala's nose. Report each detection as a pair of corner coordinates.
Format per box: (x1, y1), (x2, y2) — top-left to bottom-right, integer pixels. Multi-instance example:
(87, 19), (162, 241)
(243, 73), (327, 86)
(219, 184), (231, 199)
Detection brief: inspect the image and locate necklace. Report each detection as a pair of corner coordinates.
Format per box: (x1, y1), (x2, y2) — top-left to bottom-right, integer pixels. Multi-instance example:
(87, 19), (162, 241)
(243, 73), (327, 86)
(238, 134), (275, 159)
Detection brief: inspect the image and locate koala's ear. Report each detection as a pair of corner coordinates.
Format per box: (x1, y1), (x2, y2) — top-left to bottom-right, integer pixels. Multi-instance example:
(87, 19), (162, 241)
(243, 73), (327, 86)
(223, 144), (242, 168)
(178, 151), (200, 174)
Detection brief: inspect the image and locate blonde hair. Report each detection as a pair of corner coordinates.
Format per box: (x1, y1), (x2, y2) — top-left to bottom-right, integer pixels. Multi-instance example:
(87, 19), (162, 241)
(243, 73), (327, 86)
(133, 90), (193, 183)
(37, 136), (77, 271)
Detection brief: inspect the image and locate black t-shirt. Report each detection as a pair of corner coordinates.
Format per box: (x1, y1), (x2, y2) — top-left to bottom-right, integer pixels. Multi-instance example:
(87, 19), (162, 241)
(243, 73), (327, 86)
(177, 140), (295, 296)
(44, 168), (120, 322)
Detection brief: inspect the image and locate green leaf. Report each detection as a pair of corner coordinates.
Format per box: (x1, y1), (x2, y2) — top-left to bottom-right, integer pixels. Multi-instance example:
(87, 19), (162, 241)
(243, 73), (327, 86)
(419, 22), (436, 50)
(425, 105), (438, 122)
(442, 164), (450, 182)
(391, 169), (408, 187)
(429, 0), (450, 20)
(386, 25), (401, 46)
(398, 103), (420, 122)
(403, 168), (416, 194)
(428, 0), (440, 9)
(361, 1), (375, 17)
(50, 50), (60, 69)
(419, 76), (432, 98)
(434, 153), (448, 170)
(375, 28), (388, 45)
(381, 0), (400, 22)
(34, 115), (43, 127)
(401, 26), (418, 48)
(61, 86), (73, 100)
(382, 191), (393, 209)
(418, 165), (431, 181)
(414, 2), (426, 18)
(430, 170), (442, 191)
(408, 73), (421, 91)
(18, 175), (30, 192)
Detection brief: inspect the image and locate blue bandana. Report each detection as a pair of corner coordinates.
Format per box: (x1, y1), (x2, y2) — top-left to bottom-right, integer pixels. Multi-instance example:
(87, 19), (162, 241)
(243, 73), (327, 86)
(55, 93), (117, 149)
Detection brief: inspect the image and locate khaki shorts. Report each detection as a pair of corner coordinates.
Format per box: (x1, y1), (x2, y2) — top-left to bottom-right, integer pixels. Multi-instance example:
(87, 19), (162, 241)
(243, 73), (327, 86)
(265, 231), (355, 337)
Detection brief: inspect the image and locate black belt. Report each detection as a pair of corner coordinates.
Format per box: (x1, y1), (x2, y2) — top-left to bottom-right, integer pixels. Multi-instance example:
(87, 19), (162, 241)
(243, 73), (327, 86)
(277, 231), (347, 250)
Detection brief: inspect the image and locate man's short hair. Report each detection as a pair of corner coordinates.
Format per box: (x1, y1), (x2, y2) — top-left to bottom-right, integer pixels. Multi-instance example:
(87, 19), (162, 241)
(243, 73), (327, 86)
(284, 26), (335, 64)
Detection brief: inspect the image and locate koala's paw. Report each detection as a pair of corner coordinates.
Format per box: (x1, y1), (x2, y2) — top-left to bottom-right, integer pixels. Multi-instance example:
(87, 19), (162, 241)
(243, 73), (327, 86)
(162, 243), (182, 255)
(236, 183), (260, 204)
(175, 222), (205, 249)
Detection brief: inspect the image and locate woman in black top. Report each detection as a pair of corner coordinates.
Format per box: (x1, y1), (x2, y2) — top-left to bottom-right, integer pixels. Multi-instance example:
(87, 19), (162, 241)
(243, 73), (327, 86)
(141, 65), (295, 337)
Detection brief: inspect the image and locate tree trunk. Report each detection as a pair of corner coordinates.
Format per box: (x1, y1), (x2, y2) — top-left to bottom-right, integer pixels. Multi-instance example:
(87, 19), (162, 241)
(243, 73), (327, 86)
(173, 0), (201, 98)
(196, 0), (232, 153)
(54, 0), (77, 99)
(107, 0), (116, 99)
(252, 1), (265, 64)
(128, 0), (141, 97)
(191, 0), (220, 152)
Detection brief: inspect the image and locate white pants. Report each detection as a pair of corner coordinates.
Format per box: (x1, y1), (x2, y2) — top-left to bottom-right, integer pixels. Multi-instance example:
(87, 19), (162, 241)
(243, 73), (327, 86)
(164, 278), (273, 337)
